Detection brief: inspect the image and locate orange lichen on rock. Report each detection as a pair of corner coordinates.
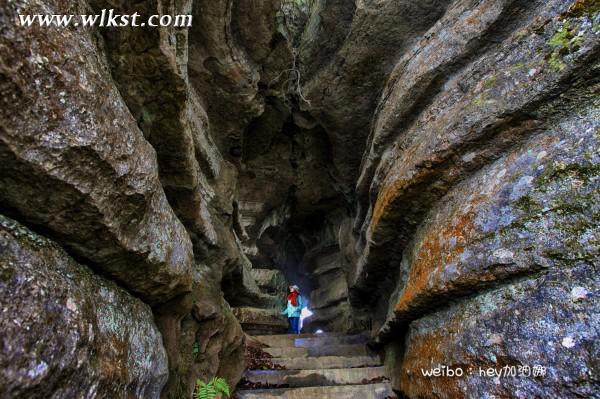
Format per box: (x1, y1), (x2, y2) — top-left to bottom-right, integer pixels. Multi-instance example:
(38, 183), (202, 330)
(394, 207), (477, 315)
(399, 326), (465, 398)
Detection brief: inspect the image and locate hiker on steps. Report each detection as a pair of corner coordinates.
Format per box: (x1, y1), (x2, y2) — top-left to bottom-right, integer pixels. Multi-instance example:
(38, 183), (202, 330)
(282, 285), (304, 334)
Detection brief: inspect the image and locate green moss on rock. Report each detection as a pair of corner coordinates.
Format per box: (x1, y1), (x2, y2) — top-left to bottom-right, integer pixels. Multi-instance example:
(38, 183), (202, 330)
(537, 161), (600, 187)
(547, 22), (585, 71)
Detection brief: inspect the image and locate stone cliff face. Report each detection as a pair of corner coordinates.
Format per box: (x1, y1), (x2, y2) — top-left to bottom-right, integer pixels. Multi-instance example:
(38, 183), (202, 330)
(0, 216), (168, 398)
(1, 0), (598, 398)
(308, 0), (599, 397)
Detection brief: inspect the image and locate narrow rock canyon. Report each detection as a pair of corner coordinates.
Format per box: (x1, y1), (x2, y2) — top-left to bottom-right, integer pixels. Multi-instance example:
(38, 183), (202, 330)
(0, 0), (598, 398)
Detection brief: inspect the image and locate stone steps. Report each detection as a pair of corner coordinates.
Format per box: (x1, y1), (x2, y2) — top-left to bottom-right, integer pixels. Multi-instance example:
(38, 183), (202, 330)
(235, 383), (394, 399)
(263, 343), (372, 358)
(232, 306), (288, 335)
(271, 355), (382, 370)
(253, 333), (368, 348)
(255, 332), (349, 339)
(244, 366), (386, 387)
(237, 332), (395, 398)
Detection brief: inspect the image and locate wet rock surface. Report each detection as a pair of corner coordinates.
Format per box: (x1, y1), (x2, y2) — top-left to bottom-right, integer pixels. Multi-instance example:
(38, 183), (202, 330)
(354, 1), (598, 395)
(295, 0), (599, 397)
(383, 107), (599, 326)
(1, 1), (249, 397)
(152, 277), (246, 398)
(0, 216), (168, 398)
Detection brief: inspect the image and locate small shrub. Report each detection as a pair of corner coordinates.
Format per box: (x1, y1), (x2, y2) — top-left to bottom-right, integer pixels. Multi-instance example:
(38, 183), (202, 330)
(194, 377), (230, 399)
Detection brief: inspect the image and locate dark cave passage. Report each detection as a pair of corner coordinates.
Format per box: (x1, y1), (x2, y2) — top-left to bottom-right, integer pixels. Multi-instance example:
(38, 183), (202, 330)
(220, 95), (357, 335)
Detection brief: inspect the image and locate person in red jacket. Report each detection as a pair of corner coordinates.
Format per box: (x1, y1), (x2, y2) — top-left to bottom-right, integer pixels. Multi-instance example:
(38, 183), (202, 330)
(281, 285), (304, 334)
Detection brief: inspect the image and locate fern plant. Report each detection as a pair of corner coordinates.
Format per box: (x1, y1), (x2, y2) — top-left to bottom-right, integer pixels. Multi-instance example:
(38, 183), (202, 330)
(194, 377), (230, 399)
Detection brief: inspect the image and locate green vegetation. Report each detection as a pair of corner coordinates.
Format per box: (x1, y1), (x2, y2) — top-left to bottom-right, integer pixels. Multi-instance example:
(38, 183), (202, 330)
(468, 92), (489, 108)
(514, 195), (541, 215)
(194, 377), (230, 399)
(547, 23), (584, 71)
(549, 25), (574, 48)
(482, 76), (498, 89)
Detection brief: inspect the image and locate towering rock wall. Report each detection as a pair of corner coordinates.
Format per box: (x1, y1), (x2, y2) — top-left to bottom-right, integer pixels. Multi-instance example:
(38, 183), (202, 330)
(300, 0), (454, 190)
(296, 0), (599, 397)
(0, 0), (287, 397)
(0, 0), (194, 306)
(381, 106), (599, 397)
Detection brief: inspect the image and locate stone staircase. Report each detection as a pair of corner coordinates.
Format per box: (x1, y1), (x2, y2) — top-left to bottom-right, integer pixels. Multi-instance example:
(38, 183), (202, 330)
(232, 306), (288, 335)
(235, 333), (396, 399)
(232, 268), (289, 335)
